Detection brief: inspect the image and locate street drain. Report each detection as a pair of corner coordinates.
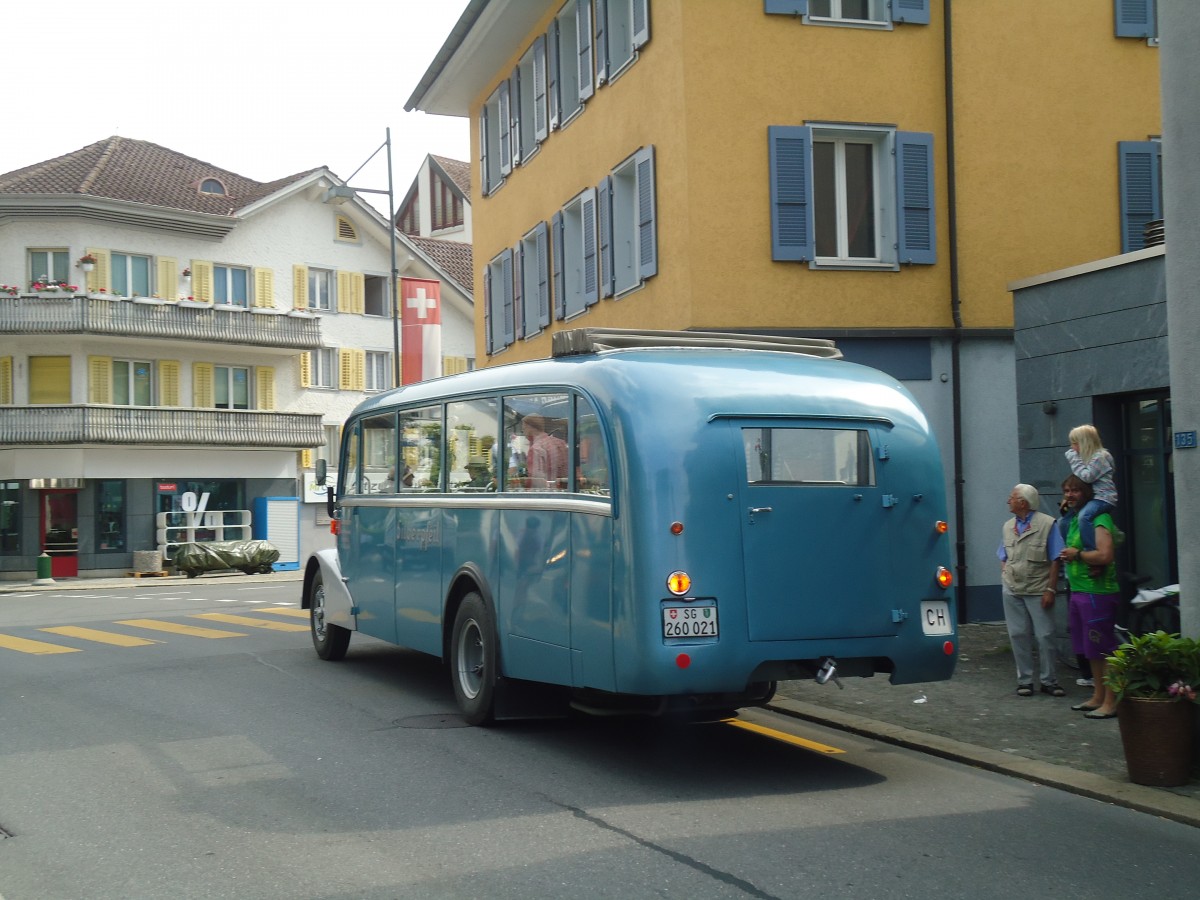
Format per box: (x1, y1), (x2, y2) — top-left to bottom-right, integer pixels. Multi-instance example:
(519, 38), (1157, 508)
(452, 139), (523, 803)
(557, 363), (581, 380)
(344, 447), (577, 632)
(394, 713), (470, 729)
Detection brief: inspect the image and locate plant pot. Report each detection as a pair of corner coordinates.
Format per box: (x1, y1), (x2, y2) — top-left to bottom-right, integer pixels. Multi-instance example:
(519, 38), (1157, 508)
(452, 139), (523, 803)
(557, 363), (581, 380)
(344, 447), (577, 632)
(1116, 697), (1196, 786)
(80, 263), (95, 272)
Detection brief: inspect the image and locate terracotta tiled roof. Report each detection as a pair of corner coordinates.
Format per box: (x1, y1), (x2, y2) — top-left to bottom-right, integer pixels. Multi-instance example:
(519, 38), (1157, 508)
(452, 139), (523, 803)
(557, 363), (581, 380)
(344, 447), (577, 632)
(0, 136), (318, 215)
(410, 235), (473, 295)
(430, 155), (472, 202)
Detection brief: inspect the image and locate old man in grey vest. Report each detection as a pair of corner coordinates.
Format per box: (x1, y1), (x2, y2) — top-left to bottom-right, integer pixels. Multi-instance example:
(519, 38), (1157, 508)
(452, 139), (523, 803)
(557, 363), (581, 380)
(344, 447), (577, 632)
(998, 484), (1066, 698)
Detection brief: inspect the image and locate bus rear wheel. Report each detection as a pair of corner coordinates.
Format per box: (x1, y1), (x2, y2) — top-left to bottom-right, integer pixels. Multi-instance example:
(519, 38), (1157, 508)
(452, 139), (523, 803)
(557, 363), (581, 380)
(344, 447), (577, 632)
(451, 592), (496, 725)
(309, 571), (350, 661)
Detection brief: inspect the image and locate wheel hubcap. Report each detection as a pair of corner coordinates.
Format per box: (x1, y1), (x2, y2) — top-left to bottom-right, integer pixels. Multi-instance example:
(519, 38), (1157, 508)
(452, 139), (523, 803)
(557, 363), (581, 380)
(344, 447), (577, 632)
(312, 585), (327, 640)
(457, 618), (483, 700)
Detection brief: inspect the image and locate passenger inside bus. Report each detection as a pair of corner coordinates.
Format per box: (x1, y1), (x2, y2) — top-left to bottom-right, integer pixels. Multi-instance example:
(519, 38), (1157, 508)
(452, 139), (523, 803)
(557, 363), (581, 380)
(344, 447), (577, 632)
(463, 456), (496, 491)
(522, 414), (569, 490)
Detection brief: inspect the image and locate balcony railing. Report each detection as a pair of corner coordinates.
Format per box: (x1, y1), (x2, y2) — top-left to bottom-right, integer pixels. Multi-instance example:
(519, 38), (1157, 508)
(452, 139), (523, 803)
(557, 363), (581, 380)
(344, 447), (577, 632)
(0, 405), (325, 448)
(0, 294), (322, 349)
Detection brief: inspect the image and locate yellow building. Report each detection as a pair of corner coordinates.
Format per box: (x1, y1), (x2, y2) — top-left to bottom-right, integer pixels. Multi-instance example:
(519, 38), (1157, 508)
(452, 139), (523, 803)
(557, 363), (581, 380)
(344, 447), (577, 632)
(408, 0), (1161, 618)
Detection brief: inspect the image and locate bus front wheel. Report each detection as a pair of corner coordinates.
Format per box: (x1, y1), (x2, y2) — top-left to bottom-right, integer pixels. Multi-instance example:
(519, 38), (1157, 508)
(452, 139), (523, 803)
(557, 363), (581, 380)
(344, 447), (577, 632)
(309, 571), (351, 661)
(451, 592), (496, 725)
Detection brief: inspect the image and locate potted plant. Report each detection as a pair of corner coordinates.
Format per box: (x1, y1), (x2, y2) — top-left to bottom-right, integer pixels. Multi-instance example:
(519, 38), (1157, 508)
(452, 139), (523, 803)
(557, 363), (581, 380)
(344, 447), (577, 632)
(77, 254), (97, 272)
(1105, 631), (1200, 786)
(1, 283), (20, 296)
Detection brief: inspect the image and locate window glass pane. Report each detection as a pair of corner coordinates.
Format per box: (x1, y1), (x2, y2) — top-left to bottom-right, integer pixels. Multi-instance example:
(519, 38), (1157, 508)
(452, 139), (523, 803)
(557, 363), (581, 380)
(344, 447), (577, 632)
(576, 396), (610, 497)
(132, 256), (151, 296)
(504, 394), (570, 491)
(231, 268), (248, 305)
(96, 480), (126, 552)
(399, 406), (443, 491)
(844, 142), (876, 258)
(448, 398), (500, 492)
(742, 427), (874, 486)
(133, 361), (152, 405)
(111, 254), (128, 295)
(813, 142), (837, 258)
(214, 266), (229, 304)
(361, 413), (398, 492)
(0, 481), (20, 554)
(232, 367), (249, 409)
(215, 367), (230, 408)
(342, 423), (363, 495)
(113, 360), (130, 405)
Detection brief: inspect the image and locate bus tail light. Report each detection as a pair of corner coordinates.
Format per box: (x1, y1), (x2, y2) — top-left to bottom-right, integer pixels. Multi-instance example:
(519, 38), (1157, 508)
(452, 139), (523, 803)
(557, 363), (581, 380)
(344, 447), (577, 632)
(936, 566), (953, 589)
(666, 571), (691, 595)
(935, 520), (949, 534)
(330, 518), (340, 536)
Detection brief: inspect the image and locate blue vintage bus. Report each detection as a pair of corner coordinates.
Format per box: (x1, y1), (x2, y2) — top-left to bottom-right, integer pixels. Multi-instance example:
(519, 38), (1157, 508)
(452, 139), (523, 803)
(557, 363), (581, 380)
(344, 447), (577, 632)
(303, 329), (956, 724)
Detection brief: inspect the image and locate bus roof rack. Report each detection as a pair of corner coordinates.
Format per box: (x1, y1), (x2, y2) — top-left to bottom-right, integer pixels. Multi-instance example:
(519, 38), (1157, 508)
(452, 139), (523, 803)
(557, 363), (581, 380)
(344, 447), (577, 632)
(551, 328), (843, 360)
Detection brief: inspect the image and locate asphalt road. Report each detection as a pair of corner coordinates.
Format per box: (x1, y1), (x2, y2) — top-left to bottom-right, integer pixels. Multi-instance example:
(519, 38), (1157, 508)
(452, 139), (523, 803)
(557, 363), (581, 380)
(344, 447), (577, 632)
(1, 580), (1198, 899)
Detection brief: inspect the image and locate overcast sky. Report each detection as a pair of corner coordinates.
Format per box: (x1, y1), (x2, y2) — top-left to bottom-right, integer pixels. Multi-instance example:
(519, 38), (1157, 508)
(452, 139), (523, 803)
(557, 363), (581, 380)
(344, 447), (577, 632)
(1, 0), (472, 214)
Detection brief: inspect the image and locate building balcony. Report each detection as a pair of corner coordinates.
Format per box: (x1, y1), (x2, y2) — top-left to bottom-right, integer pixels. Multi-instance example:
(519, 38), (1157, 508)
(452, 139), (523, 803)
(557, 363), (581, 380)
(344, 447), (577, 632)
(0, 405), (324, 448)
(0, 294), (322, 350)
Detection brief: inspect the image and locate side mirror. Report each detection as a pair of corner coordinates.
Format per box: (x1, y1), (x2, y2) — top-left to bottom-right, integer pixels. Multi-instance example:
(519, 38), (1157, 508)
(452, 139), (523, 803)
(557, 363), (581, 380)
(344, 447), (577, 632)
(315, 458), (327, 487)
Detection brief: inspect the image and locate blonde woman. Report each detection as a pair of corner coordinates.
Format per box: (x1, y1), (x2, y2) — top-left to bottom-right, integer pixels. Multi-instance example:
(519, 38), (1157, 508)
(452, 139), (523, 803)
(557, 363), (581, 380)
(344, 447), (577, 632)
(1060, 424), (1118, 552)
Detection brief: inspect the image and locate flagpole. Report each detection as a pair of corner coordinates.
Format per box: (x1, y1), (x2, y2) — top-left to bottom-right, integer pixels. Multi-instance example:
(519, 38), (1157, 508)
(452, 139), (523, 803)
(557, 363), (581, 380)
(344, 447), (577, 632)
(386, 127), (401, 388)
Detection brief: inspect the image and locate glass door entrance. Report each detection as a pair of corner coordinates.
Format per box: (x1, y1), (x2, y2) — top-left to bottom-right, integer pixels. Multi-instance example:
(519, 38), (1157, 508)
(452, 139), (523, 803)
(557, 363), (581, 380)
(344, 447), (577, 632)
(41, 490), (79, 577)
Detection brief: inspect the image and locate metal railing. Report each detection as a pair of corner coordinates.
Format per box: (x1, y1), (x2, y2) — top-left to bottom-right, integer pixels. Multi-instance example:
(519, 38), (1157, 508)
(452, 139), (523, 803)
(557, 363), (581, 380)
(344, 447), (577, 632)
(0, 295), (322, 349)
(0, 405), (325, 447)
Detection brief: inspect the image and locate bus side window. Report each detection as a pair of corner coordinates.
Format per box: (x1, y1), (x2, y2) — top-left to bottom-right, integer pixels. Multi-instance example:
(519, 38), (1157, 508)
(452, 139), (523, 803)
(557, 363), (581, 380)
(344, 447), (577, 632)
(361, 413), (398, 493)
(342, 422), (364, 495)
(447, 398), (500, 492)
(504, 394), (569, 491)
(399, 405), (443, 491)
(576, 397), (610, 497)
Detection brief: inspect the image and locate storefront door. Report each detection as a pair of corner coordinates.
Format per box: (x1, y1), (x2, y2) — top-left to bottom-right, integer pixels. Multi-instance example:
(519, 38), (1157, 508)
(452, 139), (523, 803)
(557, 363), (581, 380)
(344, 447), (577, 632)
(41, 490), (79, 577)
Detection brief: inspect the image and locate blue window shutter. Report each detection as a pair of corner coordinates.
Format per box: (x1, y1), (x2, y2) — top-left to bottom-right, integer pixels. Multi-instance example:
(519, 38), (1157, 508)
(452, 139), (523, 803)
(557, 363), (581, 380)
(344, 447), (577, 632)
(501, 249), (515, 346)
(552, 211), (566, 320)
(583, 187), (599, 307)
(1119, 141), (1162, 252)
(536, 221), (551, 327)
(764, 0), (807, 14)
(597, 175), (614, 298)
(891, 0), (930, 25)
(595, 0), (609, 86)
(1114, 0), (1156, 38)
(509, 69), (522, 167)
(513, 242), (525, 341)
(635, 146), (658, 281)
(547, 24), (561, 131)
(632, 0), (650, 49)
(483, 264), (494, 354)
(578, 0), (595, 103)
(479, 108), (490, 196)
(895, 131), (936, 265)
(498, 81), (512, 176)
(768, 125), (814, 262)
(533, 35), (548, 142)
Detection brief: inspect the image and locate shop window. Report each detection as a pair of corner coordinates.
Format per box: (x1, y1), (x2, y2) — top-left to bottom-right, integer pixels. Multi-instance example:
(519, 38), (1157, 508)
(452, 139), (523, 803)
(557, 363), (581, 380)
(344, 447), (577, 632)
(0, 481), (20, 553)
(96, 480), (127, 553)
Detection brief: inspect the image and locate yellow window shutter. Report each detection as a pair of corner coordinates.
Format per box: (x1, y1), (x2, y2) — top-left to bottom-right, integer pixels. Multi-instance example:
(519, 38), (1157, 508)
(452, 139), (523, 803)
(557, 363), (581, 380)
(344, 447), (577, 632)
(0, 357), (11, 405)
(255, 366), (276, 410)
(87, 356), (113, 404)
(338, 349), (354, 390)
(443, 355), (468, 376)
(337, 271), (353, 313)
(29, 356), (72, 404)
(157, 257), (177, 299)
(193, 362), (214, 407)
(159, 360), (181, 406)
(86, 248), (110, 293)
(299, 352), (312, 388)
(293, 265), (308, 310)
(254, 268), (274, 308)
(300, 448), (314, 469)
(191, 261), (213, 303)
(352, 272), (365, 314)
(353, 349), (365, 390)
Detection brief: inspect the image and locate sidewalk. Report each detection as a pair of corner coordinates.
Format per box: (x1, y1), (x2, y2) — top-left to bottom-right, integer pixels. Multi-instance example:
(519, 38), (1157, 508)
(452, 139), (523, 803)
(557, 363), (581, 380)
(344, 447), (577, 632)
(3, 574), (1197, 826)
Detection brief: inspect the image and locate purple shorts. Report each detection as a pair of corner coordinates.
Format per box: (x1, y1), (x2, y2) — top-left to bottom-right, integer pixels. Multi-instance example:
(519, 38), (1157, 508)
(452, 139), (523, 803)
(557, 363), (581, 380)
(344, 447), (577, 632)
(1069, 591), (1121, 659)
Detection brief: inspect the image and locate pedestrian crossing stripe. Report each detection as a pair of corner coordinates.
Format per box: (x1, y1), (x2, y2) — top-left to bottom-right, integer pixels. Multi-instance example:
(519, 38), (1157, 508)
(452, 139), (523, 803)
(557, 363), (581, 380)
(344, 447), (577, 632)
(40, 626), (160, 647)
(192, 612), (309, 632)
(115, 619), (248, 639)
(0, 634), (82, 654)
(259, 607), (309, 619)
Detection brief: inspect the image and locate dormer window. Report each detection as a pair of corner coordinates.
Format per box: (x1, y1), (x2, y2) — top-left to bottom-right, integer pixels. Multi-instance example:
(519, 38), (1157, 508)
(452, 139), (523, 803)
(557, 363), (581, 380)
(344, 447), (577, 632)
(199, 178), (227, 196)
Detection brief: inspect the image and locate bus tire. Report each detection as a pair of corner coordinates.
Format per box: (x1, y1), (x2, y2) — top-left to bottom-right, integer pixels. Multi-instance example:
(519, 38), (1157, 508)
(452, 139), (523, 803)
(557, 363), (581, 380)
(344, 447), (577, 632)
(451, 592), (497, 725)
(309, 570), (351, 661)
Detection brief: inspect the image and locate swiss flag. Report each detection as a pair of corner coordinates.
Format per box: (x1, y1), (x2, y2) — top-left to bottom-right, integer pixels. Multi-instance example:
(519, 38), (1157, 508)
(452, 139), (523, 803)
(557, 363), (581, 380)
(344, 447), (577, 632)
(401, 278), (443, 385)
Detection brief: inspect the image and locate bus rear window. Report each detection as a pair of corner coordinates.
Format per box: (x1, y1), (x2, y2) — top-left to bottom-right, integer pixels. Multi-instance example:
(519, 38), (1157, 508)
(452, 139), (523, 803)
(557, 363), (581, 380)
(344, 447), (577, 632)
(743, 427), (874, 486)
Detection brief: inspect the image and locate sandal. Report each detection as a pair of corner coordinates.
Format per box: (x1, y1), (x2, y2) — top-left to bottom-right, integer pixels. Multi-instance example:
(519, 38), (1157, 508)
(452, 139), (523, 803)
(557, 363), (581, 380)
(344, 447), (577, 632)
(1016, 684), (1033, 697)
(1071, 702), (1100, 711)
(1040, 684), (1066, 697)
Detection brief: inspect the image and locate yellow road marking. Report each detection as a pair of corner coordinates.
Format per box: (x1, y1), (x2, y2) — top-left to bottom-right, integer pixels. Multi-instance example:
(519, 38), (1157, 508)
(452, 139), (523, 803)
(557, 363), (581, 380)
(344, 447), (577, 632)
(117, 619), (246, 639)
(41, 626), (160, 647)
(258, 607), (310, 619)
(0, 634), (81, 655)
(723, 718), (846, 755)
(192, 613), (309, 632)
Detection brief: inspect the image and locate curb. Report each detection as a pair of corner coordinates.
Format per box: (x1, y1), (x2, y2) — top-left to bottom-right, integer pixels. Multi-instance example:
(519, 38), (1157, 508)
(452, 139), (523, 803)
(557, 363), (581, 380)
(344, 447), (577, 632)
(0, 570), (304, 594)
(766, 696), (1200, 829)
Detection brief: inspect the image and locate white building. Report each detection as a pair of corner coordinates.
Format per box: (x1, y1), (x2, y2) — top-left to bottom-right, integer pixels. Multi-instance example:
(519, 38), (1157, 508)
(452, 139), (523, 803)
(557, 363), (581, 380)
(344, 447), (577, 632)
(0, 137), (473, 579)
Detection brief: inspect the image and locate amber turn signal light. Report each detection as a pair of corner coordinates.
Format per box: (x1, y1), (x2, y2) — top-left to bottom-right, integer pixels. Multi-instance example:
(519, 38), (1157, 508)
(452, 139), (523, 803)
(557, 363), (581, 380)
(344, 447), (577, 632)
(936, 566), (953, 589)
(666, 571), (691, 596)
